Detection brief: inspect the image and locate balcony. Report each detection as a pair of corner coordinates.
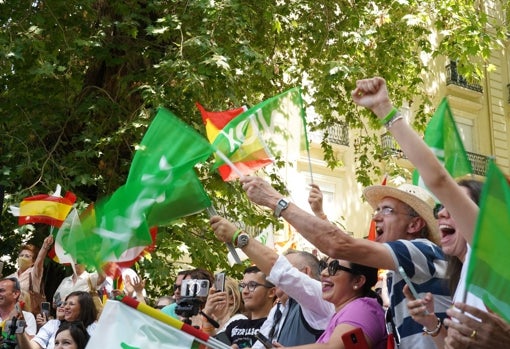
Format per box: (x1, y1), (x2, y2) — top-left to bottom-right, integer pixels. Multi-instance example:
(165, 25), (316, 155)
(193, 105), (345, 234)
(446, 61), (483, 93)
(309, 122), (349, 147)
(381, 133), (490, 177)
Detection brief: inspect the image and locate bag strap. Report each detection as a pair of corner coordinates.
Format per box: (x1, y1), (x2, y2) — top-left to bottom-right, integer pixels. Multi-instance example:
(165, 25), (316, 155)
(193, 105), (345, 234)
(29, 272), (34, 292)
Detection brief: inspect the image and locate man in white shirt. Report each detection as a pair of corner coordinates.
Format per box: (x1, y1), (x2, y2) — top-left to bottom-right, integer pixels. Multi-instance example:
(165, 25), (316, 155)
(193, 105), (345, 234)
(52, 264), (104, 306)
(0, 277), (37, 344)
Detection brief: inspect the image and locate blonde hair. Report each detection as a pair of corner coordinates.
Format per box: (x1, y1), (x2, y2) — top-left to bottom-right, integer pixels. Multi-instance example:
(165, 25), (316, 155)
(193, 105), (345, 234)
(224, 277), (244, 318)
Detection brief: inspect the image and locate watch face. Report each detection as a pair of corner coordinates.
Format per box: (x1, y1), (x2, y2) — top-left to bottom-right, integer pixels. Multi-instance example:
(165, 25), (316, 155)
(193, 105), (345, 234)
(237, 234), (249, 248)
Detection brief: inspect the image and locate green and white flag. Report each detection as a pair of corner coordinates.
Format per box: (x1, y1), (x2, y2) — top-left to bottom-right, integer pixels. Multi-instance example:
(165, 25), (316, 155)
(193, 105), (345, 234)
(60, 108), (214, 267)
(465, 160), (510, 322)
(86, 301), (196, 349)
(413, 97), (473, 195)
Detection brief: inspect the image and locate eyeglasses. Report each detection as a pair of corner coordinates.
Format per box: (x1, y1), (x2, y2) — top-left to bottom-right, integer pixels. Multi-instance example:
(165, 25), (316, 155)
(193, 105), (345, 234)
(173, 284), (182, 292)
(433, 204), (444, 219)
(319, 260), (355, 276)
(372, 206), (416, 219)
(239, 281), (271, 293)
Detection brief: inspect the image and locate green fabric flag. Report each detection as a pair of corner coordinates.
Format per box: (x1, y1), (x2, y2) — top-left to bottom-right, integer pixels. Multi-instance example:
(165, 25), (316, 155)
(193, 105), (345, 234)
(413, 97), (473, 190)
(465, 160), (510, 322)
(212, 87), (309, 172)
(59, 108), (214, 267)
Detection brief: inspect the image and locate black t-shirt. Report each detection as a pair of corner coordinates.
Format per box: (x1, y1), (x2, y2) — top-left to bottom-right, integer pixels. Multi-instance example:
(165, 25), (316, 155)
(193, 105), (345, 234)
(225, 317), (267, 348)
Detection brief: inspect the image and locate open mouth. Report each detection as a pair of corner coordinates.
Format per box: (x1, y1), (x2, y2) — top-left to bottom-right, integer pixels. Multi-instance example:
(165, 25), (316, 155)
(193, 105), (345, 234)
(439, 224), (456, 238)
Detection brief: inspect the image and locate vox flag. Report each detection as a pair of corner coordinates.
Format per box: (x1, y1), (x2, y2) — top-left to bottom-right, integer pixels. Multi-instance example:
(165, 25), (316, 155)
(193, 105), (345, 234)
(211, 87), (309, 181)
(413, 97), (472, 193)
(465, 161), (510, 322)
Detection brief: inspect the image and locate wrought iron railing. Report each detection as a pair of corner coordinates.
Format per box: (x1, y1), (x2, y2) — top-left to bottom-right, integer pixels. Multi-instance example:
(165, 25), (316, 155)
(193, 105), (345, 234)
(381, 133), (489, 176)
(310, 122), (349, 147)
(446, 61), (483, 93)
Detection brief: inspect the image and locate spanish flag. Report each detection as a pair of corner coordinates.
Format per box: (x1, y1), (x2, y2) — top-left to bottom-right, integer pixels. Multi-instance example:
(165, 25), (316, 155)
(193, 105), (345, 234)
(17, 190), (76, 227)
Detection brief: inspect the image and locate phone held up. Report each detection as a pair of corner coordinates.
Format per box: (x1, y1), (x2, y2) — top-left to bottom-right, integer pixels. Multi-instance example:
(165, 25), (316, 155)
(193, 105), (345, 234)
(41, 302), (51, 318)
(341, 328), (369, 349)
(214, 272), (225, 292)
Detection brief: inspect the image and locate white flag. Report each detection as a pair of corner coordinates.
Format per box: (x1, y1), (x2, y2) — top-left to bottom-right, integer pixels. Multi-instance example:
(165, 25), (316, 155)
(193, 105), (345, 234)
(86, 300), (196, 349)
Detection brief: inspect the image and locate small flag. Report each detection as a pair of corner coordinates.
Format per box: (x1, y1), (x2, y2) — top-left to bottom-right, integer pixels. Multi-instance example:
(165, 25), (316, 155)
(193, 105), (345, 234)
(210, 88), (309, 181)
(465, 160), (510, 322)
(413, 98), (472, 194)
(197, 102), (273, 181)
(11, 186), (76, 227)
(86, 300), (197, 349)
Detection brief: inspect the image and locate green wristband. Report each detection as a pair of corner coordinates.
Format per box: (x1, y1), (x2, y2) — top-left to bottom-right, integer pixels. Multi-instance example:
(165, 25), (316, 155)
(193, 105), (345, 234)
(232, 229), (242, 245)
(380, 107), (398, 126)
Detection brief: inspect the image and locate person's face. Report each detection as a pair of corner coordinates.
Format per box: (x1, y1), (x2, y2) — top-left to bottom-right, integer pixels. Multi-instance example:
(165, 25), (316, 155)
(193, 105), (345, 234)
(0, 280), (19, 308)
(372, 197), (419, 243)
(240, 272), (273, 312)
(173, 274), (185, 301)
(63, 295), (81, 321)
(437, 187), (469, 260)
(320, 259), (358, 309)
(54, 329), (77, 349)
(55, 301), (66, 320)
(19, 249), (34, 261)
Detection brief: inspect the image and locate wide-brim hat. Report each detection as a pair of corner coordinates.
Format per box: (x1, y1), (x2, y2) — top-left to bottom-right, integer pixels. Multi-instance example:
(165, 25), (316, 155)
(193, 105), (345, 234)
(363, 183), (439, 244)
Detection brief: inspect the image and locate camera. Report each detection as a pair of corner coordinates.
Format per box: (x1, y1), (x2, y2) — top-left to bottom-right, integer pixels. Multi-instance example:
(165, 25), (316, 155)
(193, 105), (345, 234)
(175, 279), (210, 320)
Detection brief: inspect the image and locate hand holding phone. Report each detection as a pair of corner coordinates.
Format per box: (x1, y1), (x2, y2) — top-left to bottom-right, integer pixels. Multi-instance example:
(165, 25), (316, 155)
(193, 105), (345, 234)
(254, 331), (274, 349)
(398, 266), (429, 315)
(41, 302), (51, 319)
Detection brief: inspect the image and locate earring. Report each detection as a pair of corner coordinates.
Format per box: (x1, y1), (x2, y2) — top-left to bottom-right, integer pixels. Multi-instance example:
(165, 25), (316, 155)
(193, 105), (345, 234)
(353, 286), (358, 290)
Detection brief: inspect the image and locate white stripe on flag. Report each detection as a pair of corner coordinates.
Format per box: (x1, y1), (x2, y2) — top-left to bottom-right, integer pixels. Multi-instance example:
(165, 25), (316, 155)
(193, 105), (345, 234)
(86, 300), (195, 349)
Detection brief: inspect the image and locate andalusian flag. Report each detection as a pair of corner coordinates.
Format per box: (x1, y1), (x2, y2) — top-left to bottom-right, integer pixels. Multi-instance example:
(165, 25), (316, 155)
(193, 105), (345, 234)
(413, 97), (472, 193)
(367, 174), (387, 241)
(465, 161), (510, 322)
(87, 297), (230, 349)
(197, 102), (273, 181)
(59, 108), (214, 267)
(211, 88), (309, 181)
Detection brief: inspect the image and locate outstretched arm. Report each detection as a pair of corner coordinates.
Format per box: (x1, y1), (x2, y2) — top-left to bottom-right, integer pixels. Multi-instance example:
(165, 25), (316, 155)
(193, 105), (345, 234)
(351, 77), (478, 244)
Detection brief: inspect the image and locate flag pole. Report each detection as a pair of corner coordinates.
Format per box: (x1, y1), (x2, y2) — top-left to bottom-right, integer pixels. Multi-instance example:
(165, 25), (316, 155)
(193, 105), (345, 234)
(118, 296), (231, 349)
(214, 150), (243, 178)
(206, 206), (242, 265)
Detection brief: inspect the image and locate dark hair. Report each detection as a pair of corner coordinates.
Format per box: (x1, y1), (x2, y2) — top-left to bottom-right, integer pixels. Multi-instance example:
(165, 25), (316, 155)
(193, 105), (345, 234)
(244, 266), (275, 287)
(56, 321), (90, 349)
(348, 262), (382, 305)
(65, 291), (97, 328)
(446, 179), (484, 294)
(185, 268), (214, 285)
(284, 249), (321, 280)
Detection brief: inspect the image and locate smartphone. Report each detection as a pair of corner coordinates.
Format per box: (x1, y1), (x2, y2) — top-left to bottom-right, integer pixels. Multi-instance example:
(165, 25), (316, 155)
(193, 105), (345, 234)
(254, 330), (273, 349)
(341, 328), (369, 349)
(214, 272), (225, 292)
(0, 261), (4, 277)
(41, 302), (51, 318)
(181, 279), (210, 297)
(397, 266), (421, 300)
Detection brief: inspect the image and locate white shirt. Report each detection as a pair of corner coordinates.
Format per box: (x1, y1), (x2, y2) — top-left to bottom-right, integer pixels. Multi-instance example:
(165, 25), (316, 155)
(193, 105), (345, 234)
(252, 255), (335, 349)
(52, 271), (100, 304)
(32, 319), (97, 349)
(0, 310), (37, 336)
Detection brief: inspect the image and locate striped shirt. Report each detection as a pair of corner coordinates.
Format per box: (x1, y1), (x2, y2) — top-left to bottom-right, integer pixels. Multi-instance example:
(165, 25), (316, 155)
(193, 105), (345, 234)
(385, 239), (451, 349)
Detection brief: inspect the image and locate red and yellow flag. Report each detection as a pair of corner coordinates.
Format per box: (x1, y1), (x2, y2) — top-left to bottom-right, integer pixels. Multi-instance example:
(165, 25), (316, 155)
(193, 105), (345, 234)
(18, 191), (76, 227)
(197, 102), (273, 181)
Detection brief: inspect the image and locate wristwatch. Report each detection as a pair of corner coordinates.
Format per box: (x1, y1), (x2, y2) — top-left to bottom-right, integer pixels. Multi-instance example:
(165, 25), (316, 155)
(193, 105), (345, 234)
(236, 233), (250, 248)
(274, 198), (290, 218)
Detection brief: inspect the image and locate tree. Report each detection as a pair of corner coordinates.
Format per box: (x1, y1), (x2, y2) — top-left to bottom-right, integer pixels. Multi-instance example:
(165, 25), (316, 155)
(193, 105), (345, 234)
(1, 0), (507, 300)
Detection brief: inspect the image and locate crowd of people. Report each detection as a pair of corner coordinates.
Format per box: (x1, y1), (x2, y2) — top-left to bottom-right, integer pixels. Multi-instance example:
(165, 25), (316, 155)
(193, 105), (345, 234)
(1, 76), (509, 349)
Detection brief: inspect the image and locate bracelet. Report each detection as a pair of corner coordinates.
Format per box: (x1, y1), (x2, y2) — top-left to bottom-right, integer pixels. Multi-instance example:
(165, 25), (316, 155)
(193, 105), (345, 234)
(423, 317), (442, 337)
(379, 107), (398, 126)
(231, 229), (242, 246)
(385, 112), (403, 129)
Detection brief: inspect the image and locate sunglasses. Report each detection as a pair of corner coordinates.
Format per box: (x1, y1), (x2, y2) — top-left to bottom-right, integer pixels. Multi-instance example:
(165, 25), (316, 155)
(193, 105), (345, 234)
(173, 284), (182, 292)
(319, 259), (355, 276)
(433, 204), (444, 219)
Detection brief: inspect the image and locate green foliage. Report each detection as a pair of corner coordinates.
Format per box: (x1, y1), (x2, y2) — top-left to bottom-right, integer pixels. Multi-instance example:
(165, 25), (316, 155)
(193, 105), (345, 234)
(0, 0), (507, 299)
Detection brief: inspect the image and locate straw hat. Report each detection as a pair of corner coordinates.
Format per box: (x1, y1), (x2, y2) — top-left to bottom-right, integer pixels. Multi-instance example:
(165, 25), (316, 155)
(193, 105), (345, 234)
(363, 183), (439, 244)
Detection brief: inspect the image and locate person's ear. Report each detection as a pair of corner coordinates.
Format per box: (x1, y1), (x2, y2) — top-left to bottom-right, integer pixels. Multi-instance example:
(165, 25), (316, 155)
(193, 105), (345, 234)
(407, 217), (426, 234)
(353, 275), (366, 290)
